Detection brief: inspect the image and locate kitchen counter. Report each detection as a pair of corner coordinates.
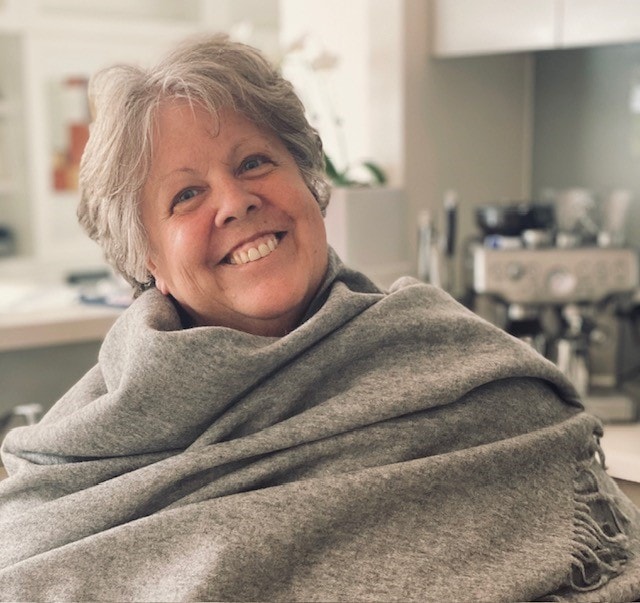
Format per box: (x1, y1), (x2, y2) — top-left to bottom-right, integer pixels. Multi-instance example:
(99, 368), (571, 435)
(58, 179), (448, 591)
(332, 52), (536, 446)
(0, 304), (121, 352)
(0, 276), (126, 352)
(601, 423), (640, 484)
(600, 423), (640, 507)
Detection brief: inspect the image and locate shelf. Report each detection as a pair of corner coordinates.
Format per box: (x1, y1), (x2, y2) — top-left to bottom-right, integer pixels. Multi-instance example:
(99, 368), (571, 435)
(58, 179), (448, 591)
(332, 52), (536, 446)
(33, 0), (202, 24)
(1, 0), (205, 33)
(28, 14), (198, 41)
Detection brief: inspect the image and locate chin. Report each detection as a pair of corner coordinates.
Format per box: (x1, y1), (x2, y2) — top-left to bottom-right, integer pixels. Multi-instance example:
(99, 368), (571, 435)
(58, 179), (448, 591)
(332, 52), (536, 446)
(240, 292), (307, 322)
(242, 281), (316, 322)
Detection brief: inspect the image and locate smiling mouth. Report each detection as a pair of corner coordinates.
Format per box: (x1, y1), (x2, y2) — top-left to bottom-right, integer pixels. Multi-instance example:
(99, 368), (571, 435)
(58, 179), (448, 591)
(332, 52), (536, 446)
(225, 232), (285, 265)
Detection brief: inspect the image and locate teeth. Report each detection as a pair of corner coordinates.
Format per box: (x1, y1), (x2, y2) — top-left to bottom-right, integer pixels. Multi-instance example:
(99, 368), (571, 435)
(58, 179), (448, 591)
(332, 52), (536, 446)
(229, 234), (279, 265)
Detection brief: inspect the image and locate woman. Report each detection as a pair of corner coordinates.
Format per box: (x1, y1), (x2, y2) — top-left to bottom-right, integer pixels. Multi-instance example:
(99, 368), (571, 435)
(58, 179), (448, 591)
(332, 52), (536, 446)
(0, 35), (638, 602)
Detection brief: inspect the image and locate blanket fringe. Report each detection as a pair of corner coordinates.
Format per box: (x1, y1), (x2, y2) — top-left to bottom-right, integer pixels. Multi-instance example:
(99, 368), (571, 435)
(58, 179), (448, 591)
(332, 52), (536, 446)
(567, 436), (631, 592)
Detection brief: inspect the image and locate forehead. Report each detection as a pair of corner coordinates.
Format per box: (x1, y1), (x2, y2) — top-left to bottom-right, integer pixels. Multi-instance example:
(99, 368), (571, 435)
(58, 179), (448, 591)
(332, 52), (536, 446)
(151, 101), (283, 148)
(151, 100), (220, 145)
(143, 102), (294, 188)
(148, 101), (293, 174)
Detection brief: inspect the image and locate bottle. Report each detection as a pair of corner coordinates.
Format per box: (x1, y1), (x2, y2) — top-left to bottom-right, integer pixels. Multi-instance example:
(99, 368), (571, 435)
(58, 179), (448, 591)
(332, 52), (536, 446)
(417, 210), (442, 288)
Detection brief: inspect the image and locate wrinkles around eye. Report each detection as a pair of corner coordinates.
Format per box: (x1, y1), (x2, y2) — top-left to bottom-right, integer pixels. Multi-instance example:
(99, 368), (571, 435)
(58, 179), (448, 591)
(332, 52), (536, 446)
(171, 187), (203, 210)
(240, 154), (275, 174)
(173, 188), (200, 204)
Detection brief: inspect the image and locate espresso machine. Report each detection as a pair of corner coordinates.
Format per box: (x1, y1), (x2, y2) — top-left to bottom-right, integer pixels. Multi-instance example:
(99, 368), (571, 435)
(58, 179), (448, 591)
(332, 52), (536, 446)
(468, 191), (640, 422)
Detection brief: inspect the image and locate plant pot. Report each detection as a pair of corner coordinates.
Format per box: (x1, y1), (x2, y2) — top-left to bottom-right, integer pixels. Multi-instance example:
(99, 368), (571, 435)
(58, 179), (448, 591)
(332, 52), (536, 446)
(324, 186), (411, 288)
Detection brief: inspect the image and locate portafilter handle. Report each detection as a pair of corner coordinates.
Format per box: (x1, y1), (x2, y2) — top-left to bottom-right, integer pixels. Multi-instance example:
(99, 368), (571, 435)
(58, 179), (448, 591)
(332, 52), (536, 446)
(556, 338), (589, 397)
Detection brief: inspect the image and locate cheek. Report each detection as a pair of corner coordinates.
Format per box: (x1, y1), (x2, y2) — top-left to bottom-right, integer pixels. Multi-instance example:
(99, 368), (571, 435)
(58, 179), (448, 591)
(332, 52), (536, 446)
(288, 181), (324, 227)
(305, 201), (328, 252)
(147, 221), (206, 285)
(166, 219), (211, 262)
(298, 200), (328, 282)
(146, 245), (171, 295)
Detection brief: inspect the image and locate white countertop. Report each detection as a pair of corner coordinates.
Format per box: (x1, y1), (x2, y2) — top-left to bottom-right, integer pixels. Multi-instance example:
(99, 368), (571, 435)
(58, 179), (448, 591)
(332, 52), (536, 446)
(0, 304), (121, 352)
(600, 423), (640, 483)
(0, 278), (126, 352)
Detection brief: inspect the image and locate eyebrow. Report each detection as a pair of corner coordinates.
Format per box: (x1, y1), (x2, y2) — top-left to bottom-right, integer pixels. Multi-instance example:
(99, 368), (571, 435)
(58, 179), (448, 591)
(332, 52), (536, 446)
(158, 136), (276, 181)
(156, 167), (201, 186)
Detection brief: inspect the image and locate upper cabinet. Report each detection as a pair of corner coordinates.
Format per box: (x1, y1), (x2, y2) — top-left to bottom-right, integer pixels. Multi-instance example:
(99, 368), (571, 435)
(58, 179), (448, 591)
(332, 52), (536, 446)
(562, 0), (640, 48)
(432, 0), (640, 58)
(432, 0), (558, 57)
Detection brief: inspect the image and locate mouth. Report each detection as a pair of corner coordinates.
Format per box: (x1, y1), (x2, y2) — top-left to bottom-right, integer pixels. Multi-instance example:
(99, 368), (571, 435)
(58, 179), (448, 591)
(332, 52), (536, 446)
(223, 232), (285, 265)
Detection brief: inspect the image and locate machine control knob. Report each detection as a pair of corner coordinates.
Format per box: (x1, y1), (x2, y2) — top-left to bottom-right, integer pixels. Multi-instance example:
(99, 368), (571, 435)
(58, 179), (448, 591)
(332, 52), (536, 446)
(506, 261), (525, 281)
(547, 268), (577, 297)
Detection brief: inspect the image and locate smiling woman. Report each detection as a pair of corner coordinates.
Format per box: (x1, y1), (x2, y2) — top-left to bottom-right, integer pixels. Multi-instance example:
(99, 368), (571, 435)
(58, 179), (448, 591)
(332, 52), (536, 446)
(1, 34), (640, 603)
(77, 34), (330, 300)
(140, 104), (327, 335)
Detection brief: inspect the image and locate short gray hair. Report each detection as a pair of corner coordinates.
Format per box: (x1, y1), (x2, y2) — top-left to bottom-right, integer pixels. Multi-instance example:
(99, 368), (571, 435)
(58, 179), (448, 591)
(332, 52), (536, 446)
(78, 34), (330, 295)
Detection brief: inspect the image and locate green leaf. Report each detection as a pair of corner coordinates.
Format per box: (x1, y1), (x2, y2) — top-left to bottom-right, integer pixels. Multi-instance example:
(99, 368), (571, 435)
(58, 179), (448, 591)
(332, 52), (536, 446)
(324, 152), (352, 186)
(361, 160), (387, 185)
(324, 153), (387, 187)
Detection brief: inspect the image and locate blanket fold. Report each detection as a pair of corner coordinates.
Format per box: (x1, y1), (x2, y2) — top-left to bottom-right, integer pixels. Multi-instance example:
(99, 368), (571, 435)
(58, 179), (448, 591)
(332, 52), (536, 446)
(1, 251), (639, 601)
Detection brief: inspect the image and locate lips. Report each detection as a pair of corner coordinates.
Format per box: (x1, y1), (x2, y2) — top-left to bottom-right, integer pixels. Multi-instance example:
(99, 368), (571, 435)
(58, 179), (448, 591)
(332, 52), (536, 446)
(224, 232), (284, 265)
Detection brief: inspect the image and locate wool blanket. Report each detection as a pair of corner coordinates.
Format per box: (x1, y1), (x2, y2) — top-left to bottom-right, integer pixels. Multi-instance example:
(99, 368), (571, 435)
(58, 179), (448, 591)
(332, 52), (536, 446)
(1, 252), (639, 602)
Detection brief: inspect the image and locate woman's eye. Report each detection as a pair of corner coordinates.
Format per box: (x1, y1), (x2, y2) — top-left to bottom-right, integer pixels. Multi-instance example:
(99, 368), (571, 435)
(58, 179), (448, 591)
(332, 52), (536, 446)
(241, 155), (271, 173)
(172, 187), (200, 207)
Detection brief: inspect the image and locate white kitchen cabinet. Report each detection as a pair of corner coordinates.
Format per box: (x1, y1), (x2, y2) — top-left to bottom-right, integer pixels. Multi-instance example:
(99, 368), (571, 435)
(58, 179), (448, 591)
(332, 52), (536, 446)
(562, 0), (640, 48)
(0, 31), (29, 258)
(431, 0), (560, 57)
(0, 0), (277, 273)
(432, 0), (640, 58)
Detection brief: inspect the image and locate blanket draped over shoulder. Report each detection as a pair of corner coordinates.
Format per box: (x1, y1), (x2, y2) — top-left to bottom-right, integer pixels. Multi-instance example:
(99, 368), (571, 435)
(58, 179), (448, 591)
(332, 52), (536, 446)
(1, 251), (639, 602)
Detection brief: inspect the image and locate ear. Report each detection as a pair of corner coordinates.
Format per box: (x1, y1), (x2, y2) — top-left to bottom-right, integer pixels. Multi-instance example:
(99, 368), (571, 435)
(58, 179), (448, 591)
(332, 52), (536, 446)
(146, 257), (169, 296)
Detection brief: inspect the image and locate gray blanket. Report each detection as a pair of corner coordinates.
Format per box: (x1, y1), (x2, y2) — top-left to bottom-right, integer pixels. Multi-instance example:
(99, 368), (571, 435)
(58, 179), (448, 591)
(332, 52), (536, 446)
(1, 252), (639, 601)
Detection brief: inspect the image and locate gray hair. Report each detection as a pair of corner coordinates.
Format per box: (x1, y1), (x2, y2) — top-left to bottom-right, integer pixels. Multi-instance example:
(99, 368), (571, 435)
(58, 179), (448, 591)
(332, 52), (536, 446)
(78, 34), (330, 295)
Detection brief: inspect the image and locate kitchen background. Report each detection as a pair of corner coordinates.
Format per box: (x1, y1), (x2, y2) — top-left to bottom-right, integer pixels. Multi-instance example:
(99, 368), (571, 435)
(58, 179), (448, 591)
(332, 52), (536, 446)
(2, 0), (640, 428)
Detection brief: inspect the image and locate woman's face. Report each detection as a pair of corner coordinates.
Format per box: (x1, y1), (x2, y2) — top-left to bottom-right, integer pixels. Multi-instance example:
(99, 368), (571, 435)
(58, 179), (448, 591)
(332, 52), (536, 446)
(141, 102), (328, 336)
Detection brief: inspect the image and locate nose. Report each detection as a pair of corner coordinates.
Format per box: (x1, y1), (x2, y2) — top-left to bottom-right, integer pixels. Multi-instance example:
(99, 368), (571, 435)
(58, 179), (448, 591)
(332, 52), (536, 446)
(214, 179), (262, 228)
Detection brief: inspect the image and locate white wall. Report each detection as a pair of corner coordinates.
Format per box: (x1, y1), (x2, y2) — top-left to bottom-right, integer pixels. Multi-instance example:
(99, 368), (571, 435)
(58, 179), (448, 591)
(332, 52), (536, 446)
(280, 0), (534, 291)
(279, 0), (404, 183)
(403, 0), (534, 290)
(420, 52), (534, 288)
(532, 44), (640, 243)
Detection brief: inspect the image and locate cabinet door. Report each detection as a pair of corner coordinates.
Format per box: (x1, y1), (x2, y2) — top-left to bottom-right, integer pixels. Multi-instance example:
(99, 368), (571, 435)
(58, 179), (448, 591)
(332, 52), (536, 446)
(432, 0), (559, 57)
(562, 0), (640, 47)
